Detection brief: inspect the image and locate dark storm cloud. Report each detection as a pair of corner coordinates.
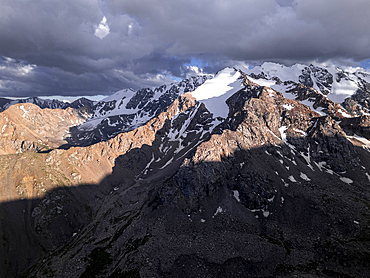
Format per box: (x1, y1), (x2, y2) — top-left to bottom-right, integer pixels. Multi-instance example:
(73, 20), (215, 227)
(106, 0), (370, 61)
(132, 53), (191, 77)
(1, 0), (370, 97)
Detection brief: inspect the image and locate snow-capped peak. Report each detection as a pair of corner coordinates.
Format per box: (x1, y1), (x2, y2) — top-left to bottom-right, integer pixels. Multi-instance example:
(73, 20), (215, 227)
(191, 67), (244, 118)
(243, 62), (306, 83)
(70, 73), (212, 145)
(239, 62), (369, 107)
(100, 88), (137, 103)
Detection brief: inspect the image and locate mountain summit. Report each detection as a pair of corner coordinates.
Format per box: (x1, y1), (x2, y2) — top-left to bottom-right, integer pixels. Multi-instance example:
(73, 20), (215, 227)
(1, 63), (370, 277)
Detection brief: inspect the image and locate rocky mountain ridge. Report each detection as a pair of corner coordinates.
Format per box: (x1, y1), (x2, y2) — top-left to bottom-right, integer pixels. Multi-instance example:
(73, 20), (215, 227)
(66, 75), (211, 147)
(242, 62), (370, 117)
(2, 62), (369, 152)
(0, 63), (370, 277)
(0, 96), (95, 112)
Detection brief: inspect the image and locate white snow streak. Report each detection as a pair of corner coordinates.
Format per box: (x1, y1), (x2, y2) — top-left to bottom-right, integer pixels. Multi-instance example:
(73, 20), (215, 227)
(232, 190), (240, 202)
(340, 177), (353, 184)
(212, 206), (223, 218)
(20, 105), (27, 117)
(300, 172), (311, 181)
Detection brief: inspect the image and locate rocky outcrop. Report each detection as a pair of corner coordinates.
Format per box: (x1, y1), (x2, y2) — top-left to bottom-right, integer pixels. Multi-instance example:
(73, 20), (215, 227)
(340, 115), (370, 139)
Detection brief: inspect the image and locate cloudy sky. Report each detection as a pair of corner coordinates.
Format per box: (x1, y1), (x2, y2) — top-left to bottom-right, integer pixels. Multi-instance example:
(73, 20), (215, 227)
(1, 0), (370, 98)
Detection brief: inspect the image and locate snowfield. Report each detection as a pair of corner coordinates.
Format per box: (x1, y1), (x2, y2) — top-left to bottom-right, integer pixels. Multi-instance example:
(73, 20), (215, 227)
(191, 67), (244, 118)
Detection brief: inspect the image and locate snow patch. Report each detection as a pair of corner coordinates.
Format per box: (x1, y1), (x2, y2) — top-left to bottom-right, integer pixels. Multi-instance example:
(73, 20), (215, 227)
(293, 128), (307, 136)
(142, 153), (156, 175)
(300, 172), (311, 181)
(338, 108), (352, 118)
(267, 88), (275, 97)
(212, 206), (224, 218)
(348, 134), (370, 148)
(300, 146), (314, 171)
(159, 157), (174, 169)
(20, 105), (28, 117)
(325, 168), (334, 175)
(278, 126), (288, 142)
(366, 173), (370, 182)
(281, 179), (289, 187)
(282, 104), (294, 110)
(247, 76), (276, 87)
(340, 177), (353, 184)
(314, 161), (326, 171)
(232, 190), (240, 202)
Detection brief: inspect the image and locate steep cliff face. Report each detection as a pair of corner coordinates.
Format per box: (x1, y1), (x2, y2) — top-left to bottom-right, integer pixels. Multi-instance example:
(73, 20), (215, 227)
(1, 64), (370, 278)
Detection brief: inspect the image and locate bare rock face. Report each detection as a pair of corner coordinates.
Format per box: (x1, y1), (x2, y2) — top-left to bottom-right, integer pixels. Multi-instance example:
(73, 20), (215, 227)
(298, 64), (333, 95)
(340, 115), (370, 139)
(0, 103), (87, 154)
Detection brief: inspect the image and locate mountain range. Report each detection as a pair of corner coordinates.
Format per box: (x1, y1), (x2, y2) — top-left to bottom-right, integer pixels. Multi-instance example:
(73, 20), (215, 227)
(0, 63), (370, 277)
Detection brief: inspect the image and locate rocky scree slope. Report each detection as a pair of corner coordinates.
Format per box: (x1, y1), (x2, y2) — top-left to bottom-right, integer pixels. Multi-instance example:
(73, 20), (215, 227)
(0, 103), (87, 155)
(7, 67), (370, 277)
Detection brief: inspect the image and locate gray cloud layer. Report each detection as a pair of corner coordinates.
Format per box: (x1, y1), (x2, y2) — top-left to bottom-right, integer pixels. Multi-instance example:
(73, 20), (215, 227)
(1, 0), (370, 97)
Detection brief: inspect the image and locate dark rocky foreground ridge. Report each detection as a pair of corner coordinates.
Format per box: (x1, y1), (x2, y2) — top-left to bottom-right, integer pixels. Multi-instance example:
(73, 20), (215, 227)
(0, 68), (370, 277)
